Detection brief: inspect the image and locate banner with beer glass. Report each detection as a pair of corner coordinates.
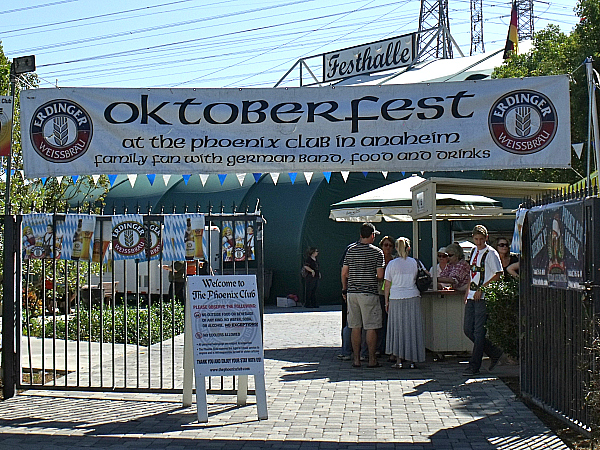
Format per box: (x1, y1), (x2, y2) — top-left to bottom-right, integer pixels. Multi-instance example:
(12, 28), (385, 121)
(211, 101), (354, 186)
(57, 214), (96, 261)
(163, 214), (205, 261)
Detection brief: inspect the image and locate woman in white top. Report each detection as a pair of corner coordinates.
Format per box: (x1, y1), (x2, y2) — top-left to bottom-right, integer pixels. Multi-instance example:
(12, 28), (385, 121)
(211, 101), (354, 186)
(384, 237), (426, 369)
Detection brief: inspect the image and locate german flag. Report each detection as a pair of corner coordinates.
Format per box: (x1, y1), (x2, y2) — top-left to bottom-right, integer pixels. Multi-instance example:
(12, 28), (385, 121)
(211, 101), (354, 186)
(503, 1), (518, 59)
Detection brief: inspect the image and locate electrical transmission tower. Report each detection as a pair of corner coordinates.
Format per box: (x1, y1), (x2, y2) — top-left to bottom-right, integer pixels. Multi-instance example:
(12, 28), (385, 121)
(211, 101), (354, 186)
(517, 0), (534, 40)
(418, 0), (453, 60)
(470, 0), (484, 55)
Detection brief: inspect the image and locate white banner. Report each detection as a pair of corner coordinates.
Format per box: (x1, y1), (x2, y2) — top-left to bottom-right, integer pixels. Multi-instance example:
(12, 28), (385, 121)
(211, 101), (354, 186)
(21, 75), (571, 177)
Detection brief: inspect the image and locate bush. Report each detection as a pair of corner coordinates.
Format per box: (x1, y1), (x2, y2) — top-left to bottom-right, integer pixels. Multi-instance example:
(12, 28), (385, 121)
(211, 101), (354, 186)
(25, 302), (185, 346)
(483, 277), (519, 359)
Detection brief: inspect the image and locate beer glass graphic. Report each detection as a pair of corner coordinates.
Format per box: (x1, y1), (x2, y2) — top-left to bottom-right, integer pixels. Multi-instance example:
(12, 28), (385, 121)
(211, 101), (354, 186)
(192, 216), (204, 259)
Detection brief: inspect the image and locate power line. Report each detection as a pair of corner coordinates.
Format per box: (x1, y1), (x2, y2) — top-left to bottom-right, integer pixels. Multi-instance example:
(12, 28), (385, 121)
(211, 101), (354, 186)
(0, 0), (79, 15)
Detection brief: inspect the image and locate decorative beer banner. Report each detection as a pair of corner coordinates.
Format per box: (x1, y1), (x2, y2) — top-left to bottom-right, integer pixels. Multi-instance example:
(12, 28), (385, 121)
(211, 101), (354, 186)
(234, 221), (246, 262)
(0, 96), (13, 157)
(92, 220), (112, 263)
(163, 214), (205, 261)
(510, 208), (527, 254)
(222, 221), (234, 262)
(528, 201), (584, 289)
(147, 220), (163, 260)
(111, 214), (146, 260)
(58, 214), (96, 261)
(21, 76), (571, 177)
(246, 222), (255, 261)
(22, 213), (55, 259)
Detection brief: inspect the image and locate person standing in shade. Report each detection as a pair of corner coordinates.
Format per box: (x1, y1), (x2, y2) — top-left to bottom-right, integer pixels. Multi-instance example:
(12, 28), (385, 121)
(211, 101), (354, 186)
(377, 235), (395, 357)
(463, 225), (504, 376)
(303, 247), (321, 308)
(341, 223), (384, 368)
(163, 261), (186, 303)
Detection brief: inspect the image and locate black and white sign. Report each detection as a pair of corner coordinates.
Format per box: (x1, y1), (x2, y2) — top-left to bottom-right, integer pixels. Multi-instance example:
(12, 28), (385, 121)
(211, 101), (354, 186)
(21, 76), (571, 176)
(323, 33), (415, 82)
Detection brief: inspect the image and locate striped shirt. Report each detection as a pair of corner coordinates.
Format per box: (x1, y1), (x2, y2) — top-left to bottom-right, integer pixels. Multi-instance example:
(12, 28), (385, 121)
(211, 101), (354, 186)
(343, 242), (384, 295)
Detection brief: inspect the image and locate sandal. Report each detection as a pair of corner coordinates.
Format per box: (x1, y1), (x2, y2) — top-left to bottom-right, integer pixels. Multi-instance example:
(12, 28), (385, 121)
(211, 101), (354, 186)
(409, 362), (416, 369)
(391, 363), (403, 369)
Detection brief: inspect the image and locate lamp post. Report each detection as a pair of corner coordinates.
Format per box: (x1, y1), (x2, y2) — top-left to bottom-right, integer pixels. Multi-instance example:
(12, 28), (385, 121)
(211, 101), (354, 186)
(2, 55), (35, 400)
(4, 55), (35, 215)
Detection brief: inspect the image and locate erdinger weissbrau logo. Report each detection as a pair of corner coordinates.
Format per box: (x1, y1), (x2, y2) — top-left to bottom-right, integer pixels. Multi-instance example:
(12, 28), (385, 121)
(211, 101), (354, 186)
(30, 100), (92, 162)
(112, 221), (145, 256)
(488, 90), (557, 155)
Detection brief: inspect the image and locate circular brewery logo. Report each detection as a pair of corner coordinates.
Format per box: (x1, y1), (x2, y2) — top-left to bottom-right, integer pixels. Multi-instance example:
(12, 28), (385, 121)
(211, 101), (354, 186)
(112, 221), (146, 256)
(30, 100), (92, 162)
(488, 89), (557, 155)
(147, 222), (162, 258)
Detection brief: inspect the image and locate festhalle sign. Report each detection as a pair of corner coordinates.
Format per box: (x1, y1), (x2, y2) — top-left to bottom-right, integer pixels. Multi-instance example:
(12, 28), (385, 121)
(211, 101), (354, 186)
(188, 275), (267, 422)
(20, 75), (571, 177)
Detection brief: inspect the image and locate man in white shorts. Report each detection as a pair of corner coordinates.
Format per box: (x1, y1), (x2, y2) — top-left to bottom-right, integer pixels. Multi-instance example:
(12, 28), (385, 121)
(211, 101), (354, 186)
(341, 223), (384, 368)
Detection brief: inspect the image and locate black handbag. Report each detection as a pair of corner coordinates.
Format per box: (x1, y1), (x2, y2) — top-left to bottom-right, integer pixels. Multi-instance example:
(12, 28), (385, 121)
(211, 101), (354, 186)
(416, 259), (432, 292)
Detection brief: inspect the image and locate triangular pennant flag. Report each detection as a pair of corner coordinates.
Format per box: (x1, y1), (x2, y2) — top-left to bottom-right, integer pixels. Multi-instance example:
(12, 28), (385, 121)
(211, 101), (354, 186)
(323, 172), (331, 183)
(19, 170), (24, 179)
(218, 174), (227, 185)
(573, 143), (584, 158)
(270, 173), (280, 185)
(71, 175), (79, 184)
(163, 174), (171, 186)
(304, 172), (313, 185)
(341, 171), (350, 182)
(92, 174), (101, 185)
(289, 173), (297, 185)
(199, 174), (209, 186)
(401, 172), (405, 176)
(182, 174), (191, 185)
(147, 174), (156, 186)
(41, 177), (47, 185)
(236, 173), (246, 186)
(382, 171), (388, 178)
(56, 176), (63, 185)
(253, 173), (262, 183)
(127, 174), (137, 187)
(362, 172), (368, 177)
(108, 175), (118, 187)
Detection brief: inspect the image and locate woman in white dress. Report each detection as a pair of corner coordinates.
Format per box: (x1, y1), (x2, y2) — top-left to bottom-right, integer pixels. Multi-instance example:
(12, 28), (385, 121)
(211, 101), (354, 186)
(384, 237), (426, 369)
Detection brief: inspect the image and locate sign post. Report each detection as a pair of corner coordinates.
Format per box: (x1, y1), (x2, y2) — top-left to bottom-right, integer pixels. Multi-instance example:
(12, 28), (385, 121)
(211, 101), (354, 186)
(186, 275), (267, 423)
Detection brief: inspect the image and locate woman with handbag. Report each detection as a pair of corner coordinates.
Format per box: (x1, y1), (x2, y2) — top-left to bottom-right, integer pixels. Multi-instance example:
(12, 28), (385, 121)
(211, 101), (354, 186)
(384, 237), (426, 369)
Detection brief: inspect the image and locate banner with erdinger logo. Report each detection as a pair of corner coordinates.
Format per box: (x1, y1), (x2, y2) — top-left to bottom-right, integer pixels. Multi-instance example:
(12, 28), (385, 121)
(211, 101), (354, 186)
(20, 76), (571, 177)
(0, 96), (13, 157)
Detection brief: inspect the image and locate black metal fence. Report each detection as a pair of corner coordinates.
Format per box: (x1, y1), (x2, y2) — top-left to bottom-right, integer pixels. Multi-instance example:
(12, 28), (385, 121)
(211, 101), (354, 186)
(520, 187), (600, 433)
(2, 203), (265, 399)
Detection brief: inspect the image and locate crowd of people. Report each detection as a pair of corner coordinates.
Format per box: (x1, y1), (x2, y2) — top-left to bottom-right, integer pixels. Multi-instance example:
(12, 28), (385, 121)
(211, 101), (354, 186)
(318, 222), (519, 373)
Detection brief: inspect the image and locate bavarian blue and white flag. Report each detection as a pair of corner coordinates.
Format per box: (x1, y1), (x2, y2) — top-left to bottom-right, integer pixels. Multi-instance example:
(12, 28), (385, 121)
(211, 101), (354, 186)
(163, 214), (205, 261)
(22, 213), (54, 259)
(58, 214), (96, 261)
(511, 208), (527, 254)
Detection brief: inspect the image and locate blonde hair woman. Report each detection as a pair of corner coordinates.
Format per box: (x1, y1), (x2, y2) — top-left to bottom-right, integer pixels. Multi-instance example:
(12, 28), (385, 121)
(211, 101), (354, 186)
(384, 237), (426, 369)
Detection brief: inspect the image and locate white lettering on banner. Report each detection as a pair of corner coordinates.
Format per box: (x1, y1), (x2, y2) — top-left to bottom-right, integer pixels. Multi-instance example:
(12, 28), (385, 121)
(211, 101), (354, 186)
(20, 76), (571, 177)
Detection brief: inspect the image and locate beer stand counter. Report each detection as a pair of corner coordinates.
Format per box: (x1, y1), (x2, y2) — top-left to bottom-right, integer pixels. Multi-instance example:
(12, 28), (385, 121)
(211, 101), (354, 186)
(420, 288), (471, 360)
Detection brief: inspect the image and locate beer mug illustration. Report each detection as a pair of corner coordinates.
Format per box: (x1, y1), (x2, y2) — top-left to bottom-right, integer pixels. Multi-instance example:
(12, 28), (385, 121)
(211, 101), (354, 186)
(79, 219), (94, 260)
(192, 217), (204, 259)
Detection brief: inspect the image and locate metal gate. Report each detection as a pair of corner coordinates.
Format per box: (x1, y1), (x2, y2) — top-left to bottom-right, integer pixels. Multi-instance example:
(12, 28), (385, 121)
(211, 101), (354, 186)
(520, 189), (600, 433)
(2, 204), (265, 398)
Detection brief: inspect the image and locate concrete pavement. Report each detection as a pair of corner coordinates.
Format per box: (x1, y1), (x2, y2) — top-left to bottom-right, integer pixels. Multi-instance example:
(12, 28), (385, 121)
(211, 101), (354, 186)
(0, 305), (568, 449)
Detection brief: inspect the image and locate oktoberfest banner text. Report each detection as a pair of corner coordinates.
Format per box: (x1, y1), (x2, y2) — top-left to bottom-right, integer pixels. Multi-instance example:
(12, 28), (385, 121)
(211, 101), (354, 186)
(21, 75), (571, 177)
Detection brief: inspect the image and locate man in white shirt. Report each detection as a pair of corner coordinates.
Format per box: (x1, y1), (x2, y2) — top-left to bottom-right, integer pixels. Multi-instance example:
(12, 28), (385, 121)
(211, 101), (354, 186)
(463, 225), (504, 376)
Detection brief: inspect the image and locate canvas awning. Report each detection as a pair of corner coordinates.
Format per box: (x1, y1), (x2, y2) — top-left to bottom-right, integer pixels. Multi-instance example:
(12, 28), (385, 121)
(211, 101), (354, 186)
(329, 175), (505, 223)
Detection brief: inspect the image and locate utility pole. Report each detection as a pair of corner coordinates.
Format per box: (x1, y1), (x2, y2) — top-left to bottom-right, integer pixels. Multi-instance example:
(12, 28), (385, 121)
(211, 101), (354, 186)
(418, 0), (453, 60)
(470, 0), (484, 55)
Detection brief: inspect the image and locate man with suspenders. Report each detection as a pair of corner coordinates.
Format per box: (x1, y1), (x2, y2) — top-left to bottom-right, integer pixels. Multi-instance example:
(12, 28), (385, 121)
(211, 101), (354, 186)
(463, 225), (504, 376)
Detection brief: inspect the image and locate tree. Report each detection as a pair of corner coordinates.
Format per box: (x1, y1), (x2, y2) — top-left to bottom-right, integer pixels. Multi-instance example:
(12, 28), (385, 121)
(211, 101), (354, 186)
(490, 2), (598, 184)
(0, 42), (109, 214)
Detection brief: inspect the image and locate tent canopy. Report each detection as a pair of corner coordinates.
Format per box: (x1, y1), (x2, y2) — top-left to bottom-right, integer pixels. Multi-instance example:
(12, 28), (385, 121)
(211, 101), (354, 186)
(329, 175), (503, 222)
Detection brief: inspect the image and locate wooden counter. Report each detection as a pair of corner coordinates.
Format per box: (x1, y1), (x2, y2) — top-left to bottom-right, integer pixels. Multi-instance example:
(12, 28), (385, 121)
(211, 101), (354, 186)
(421, 290), (472, 353)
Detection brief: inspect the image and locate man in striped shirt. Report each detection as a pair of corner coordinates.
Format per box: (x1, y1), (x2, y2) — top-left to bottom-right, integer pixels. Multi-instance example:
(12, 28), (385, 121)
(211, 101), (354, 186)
(341, 223), (385, 368)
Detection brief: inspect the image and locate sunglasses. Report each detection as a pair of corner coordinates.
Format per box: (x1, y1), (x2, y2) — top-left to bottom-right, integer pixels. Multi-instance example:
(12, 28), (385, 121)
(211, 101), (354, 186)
(446, 253), (455, 257)
(437, 254), (448, 258)
(497, 243), (509, 247)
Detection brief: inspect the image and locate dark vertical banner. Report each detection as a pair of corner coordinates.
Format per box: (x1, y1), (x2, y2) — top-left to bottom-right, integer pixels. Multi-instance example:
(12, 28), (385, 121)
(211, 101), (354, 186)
(528, 201), (584, 289)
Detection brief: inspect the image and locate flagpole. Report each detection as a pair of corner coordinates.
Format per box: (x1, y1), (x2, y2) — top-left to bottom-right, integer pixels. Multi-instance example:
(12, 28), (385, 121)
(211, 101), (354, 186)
(4, 64), (16, 215)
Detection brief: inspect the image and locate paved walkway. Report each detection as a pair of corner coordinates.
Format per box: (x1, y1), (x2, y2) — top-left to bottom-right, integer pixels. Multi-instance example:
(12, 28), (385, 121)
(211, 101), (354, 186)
(0, 305), (568, 449)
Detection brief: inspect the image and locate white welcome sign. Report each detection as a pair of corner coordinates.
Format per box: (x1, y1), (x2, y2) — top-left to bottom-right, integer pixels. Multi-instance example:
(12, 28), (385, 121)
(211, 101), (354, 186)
(187, 275), (267, 422)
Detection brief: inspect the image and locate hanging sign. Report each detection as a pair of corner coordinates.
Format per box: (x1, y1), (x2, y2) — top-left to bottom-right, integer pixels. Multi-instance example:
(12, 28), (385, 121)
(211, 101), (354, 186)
(58, 214), (96, 261)
(21, 75), (570, 176)
(163, 214), (205, 261)
(528, 201), (584, 289)
(22, 213), (56, 259)
(0, 96), (13, 157)
(323, 33), (416, 82)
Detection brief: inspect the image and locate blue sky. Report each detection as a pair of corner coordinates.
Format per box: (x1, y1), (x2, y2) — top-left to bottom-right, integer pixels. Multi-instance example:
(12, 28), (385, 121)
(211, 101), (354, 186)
(0, 0), (581, 89)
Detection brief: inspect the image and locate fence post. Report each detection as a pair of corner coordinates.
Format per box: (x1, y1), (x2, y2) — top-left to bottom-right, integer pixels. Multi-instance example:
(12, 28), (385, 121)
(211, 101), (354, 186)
(2, 215), (17, 399)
